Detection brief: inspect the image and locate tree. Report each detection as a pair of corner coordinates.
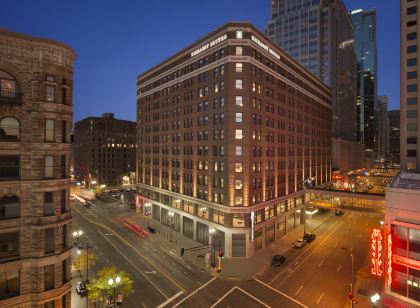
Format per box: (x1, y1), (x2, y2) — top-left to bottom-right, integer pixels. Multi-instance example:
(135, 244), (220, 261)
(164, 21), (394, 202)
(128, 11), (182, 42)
(87, 266), (133, 306)
(72, 250), (97, 279)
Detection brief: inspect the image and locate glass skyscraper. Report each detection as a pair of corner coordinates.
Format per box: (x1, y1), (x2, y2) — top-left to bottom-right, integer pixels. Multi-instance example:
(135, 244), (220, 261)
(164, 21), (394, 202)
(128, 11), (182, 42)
(351, 8), (378, 158)
(266, 0), (357, 142)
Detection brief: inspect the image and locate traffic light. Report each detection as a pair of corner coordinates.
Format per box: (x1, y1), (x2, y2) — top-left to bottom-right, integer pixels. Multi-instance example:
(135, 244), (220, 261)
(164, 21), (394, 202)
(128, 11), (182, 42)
(348, 285), (353, 300)
(181, 248), (184, 256)
(218, 251), (224, 259)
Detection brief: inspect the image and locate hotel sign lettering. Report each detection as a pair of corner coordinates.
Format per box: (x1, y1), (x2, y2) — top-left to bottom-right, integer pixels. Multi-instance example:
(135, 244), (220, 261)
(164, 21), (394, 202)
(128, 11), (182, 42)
(251, 35), (280, 60)
(191, 34), (228, 57)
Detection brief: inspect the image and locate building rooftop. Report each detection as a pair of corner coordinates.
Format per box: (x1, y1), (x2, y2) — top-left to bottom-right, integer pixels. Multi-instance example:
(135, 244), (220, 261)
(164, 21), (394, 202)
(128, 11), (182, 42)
(390, 170), (420, 190)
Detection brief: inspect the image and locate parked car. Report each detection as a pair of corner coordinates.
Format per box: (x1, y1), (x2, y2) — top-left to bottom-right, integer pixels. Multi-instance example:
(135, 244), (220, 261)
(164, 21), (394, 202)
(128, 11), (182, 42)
(294, 239), (306, 248)
(303, 233), (316, 243)
(76, 280), (88, 296)
(272, 254), (286, 266)
(335, 210), (344, 216)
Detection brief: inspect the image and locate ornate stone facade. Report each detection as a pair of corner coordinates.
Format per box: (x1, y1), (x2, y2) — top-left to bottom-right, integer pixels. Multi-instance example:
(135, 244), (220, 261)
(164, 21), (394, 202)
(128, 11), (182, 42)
(0, 29), (75, 308)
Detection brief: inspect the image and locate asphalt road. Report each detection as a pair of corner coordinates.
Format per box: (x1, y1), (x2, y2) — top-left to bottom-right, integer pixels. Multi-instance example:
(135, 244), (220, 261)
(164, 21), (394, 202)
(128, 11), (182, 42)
(71, 198), (211, 307)
(260, 211), (382, 308)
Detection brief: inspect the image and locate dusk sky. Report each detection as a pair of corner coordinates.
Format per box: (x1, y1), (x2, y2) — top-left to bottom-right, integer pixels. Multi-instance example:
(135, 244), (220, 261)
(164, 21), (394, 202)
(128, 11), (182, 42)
(2, 0), (399, 123)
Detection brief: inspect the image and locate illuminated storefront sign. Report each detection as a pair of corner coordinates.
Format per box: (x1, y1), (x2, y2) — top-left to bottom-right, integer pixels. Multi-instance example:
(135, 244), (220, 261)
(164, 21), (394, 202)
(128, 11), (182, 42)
(135, 194), (144, 209)
(191, 34), (227, 57)
(251, 35), (280, 60)
(371, 228), (383, 277)
(250, 211), (255, 241)
(387, 234), (392, 286)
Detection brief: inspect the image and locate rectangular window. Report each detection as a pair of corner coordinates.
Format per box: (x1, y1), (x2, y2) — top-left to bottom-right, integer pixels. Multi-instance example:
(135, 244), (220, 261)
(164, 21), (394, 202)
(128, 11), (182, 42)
(0, 156), (19, 180)
(44, 192), (55, 216)
(235, 146), (243, 156)
(62, 259), (67, 284)
(407, 58), (417, 66)
(408, 110), (418, 118)
(407, 149), (417, 157)
(235, 180), (243, 190)
(0, 269), (20, 299)
(44, 264), (55, 291)
(235, 163), (243, 172)
(61, 120), (67, 143)
(44, 228), (55, 254)
(408, 84), (418, 92)
(408, 45), (417, 54)
(234, 197), (243, 206)
(235, 113), (243, 123)
(0, 79), (16, 98)
(408, 32), (417, 41)
(407, 123), (418, 131)
(235, 79), (243, 90)
(235, 129), (243, 140)
(235, 46), (243, 56)
(235, 63), (243, 73)
(45, 119), (55, 142)
(214, 83), (219, 93)
(236, 31), (243, 39)
(408, 71), (418, 79)
(407, 137), (417, 144)
(408, 20), (417, 27)
(235, 96), (243, 107)
(408, 97), (418, 105)
(0, 232), (19, 260)
(407, 6), (417, 15)
(61, 155), (66, 178)
(61, 190), (67, 213)
(44, 300), (55, 308)
(46, 86), (55, 102)
(62, 225), (67, 249)
(62, 87), (67, 105)
(45, 156), (54, 178)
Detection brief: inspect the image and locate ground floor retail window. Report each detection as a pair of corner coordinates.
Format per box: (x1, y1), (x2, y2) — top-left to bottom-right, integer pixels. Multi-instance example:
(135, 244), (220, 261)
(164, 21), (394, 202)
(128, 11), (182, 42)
(254, 229), (263, 253)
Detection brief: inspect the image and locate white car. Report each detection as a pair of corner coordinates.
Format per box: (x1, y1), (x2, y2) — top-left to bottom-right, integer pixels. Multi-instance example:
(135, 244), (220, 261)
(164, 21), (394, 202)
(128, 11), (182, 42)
(294, 239), (306, 248)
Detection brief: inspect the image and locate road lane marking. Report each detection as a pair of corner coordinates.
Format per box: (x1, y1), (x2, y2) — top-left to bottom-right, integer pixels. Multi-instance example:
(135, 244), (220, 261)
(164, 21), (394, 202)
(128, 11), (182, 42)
(271, 220), (345, 286)
(318, 260), (324, 267)
(337, 265), (342, 273)
(295, 285), (304, 295)
(173, 277), (217, 308)
(99, 231), (169, 299)
(254, 278), (309, 308)
(316, 292), (325, 304)
(157, 291), (183, 308)
(141, 302), (146, 307)
(144, 271), (157, 274)
(210, 286), (271, 308)
(72, 205), (186, 293)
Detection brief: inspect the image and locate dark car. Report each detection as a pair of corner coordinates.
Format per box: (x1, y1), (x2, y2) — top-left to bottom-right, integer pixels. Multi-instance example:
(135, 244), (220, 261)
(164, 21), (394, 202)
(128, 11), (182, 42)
(85, 201), (92, 208)
(272, 254), (286, 266)
(335, 210), (344, 216)
(303, 233), (316, 243)
(76, 281), (88, 296)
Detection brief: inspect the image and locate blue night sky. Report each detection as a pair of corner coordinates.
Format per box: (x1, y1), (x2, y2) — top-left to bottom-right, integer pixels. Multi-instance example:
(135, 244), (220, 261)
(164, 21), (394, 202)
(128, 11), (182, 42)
(2, 0), (399, 123)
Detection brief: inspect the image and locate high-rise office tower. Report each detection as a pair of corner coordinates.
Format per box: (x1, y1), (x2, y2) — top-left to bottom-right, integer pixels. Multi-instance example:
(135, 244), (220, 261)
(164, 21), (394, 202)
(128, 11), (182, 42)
(137, 22), (332, 257)
(377, 96), (389, 159)
(401, 0), (420, 170)
(351, 9), (378, 159)
(0, 29), (75, 307)
(388, 110), (400, 164)
(266, 0), (360, 171)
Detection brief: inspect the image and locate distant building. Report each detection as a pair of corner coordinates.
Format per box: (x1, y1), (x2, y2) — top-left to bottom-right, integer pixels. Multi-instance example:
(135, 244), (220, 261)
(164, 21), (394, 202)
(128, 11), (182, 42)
(385, 170), (420, 305)
(137, 22), (332, 257)
(266, 0), (362, 172)
(74, 113), (136, 186)
(377, 96), (389, 159)
(0, 29), (75, 307)
(401, 0), (420, 170)
(352, 8), (378, 159)
(388, 110), (400, 164)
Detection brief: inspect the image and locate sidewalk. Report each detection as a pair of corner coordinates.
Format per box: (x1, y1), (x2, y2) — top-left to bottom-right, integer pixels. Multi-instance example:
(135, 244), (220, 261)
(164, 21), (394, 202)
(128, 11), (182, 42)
(126, 209), (332, 280)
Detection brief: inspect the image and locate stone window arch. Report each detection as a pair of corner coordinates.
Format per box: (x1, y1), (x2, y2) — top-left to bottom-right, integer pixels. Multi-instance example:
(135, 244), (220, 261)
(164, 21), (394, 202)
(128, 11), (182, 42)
(0, 117), (20, 141)
(0, 70), (21, 101)
(0, 194), (20, 219)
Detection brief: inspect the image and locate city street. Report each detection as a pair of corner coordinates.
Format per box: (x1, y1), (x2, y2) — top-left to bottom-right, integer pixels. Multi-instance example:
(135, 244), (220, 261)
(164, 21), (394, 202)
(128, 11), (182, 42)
(71, 198), (212, 307)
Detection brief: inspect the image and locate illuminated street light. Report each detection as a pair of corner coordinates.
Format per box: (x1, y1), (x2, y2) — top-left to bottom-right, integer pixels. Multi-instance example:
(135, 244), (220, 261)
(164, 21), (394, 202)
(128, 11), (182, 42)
(108, 276), (121, 308)
(209, 227), (216, 267)
(168, 211), (174, 242)
(380, 221), (384, 227)
(370, 293), (380, 307)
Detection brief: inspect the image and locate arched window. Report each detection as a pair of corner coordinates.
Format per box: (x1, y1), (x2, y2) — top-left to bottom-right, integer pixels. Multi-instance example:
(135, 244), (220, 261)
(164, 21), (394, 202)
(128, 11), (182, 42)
(0, 194), (20, 219)
(0, 117), (20, 141)
(0, 70), (21, 102)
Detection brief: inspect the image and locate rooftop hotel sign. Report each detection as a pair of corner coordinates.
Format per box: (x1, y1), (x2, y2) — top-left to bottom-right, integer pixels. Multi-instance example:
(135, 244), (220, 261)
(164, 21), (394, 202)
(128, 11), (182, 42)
(251, 35), (280, 60)
(191, 34), (228, 57)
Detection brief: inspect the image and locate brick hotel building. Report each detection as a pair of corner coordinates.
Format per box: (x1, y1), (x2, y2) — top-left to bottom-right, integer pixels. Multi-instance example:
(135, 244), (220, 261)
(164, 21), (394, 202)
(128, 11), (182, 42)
(0, 29), (75, 307)
(136, 22), (332, 257)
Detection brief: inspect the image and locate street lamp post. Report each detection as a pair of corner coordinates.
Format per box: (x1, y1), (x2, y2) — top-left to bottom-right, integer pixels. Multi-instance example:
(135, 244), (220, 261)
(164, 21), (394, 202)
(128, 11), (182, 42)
(209, 227), (216, 268)
(168, 211), (174, 242)
(75, 229), (89, 308)
(73, 230), (83, 249)
(108, 276), (121, 308)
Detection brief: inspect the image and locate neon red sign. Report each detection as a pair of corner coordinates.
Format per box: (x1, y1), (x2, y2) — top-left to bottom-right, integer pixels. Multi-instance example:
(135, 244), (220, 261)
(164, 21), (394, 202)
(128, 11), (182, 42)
(135, 194), (144, 209)
(387, 234), (392, 286)
(371, 228), (383, 276)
